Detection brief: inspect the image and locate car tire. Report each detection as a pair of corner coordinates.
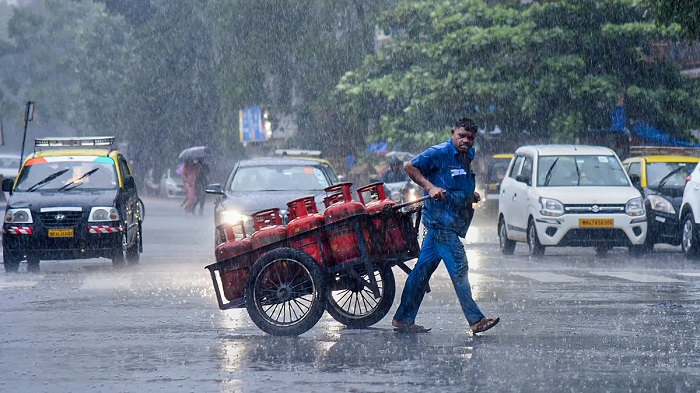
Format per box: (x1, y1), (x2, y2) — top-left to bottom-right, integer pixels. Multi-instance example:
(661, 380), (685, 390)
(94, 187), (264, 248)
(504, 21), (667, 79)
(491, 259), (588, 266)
(681, 212), (700, 259)
(126, 223), (141, 264)
(527, 218), (545, 257)
(3, 245), (20, 273)
(112, 232), (127, 268)
(498, 218), (515, 255)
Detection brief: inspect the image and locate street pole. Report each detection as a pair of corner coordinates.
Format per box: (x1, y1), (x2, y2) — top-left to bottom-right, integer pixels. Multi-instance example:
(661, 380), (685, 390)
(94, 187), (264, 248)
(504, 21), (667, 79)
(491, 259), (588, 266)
(19, 101), (35, 168)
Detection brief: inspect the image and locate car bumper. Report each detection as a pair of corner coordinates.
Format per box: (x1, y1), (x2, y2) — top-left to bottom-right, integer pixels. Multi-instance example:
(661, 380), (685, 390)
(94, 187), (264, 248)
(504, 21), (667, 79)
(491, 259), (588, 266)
(533, 214), (647, 247)
(3, 222), (123, 260)
(647, 211), (681, 244)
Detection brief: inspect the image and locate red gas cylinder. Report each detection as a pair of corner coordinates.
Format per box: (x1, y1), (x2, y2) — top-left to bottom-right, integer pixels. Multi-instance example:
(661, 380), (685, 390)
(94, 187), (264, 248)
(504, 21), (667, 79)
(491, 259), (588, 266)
(250, 208), (287, 250)
(324, 183), (367, 264)
(357, 182), (407, 255)
(215, 221), (252, 302)
(287, 196), (328, 265)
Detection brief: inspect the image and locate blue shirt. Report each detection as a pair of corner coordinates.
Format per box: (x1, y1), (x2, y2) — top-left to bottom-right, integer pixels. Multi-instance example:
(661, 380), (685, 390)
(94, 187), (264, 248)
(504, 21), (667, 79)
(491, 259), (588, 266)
(411, 139), (476, 237)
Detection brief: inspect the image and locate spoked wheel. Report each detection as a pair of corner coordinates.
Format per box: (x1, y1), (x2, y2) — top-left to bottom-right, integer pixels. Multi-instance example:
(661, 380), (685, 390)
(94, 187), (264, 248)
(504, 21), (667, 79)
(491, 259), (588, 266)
(245, 248), (326, 336)
(326, 263), (395, 328)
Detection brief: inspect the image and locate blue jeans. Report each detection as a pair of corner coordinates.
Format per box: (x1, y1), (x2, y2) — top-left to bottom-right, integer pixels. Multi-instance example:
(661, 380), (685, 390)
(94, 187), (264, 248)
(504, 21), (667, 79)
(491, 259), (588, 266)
(393, 227), (485, 325)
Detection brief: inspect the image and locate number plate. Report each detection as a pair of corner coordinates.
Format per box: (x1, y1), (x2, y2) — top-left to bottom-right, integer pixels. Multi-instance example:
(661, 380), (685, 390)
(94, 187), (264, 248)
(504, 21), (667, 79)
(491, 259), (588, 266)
(579, 218), (614, 228)
(48, 228), (74, 238)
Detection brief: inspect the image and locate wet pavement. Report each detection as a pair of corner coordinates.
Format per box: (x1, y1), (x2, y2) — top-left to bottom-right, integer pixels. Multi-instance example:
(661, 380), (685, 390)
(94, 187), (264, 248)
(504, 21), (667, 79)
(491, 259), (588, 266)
(1, 198), (699, 392)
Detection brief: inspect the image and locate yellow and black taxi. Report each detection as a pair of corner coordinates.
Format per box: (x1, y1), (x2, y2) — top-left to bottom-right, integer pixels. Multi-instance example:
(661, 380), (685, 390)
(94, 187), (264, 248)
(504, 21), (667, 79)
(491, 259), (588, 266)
(622, 155), (700, 250)
(2, 137), (143, 272)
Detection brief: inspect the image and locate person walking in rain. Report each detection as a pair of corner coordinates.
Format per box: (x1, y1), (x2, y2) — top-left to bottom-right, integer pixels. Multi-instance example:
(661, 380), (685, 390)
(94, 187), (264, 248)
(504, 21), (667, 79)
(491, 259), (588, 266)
(392, 117), (500, 334)
(181, 159), (199, 214)
(193, 159), (210, 216)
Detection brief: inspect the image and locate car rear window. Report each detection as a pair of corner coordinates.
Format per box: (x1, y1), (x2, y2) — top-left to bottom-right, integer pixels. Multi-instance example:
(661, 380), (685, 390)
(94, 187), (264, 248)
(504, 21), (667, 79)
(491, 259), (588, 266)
(537, 155), (629, 187)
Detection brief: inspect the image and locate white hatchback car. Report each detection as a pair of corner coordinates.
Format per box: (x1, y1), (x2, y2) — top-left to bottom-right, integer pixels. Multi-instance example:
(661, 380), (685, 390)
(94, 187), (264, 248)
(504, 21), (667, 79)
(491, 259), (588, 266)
(679, 162), (700, 258)
(498, 145), (647, 256)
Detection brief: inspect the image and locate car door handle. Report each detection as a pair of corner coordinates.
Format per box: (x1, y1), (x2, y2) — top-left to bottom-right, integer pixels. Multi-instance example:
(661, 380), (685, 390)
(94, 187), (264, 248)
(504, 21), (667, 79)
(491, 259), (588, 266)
(512, 193), (517, 200)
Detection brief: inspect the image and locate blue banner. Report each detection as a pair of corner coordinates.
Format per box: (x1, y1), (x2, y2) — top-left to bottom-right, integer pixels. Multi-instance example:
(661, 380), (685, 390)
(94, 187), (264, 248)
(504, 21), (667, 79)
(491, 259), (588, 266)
(610, 105), (625, 131)
(239, 106), (266, 142)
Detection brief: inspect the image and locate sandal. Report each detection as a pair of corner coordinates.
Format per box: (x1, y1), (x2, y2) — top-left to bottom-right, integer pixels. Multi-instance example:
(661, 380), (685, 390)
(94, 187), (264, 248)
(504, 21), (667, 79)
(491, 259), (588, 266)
(470, 317), (500, 334)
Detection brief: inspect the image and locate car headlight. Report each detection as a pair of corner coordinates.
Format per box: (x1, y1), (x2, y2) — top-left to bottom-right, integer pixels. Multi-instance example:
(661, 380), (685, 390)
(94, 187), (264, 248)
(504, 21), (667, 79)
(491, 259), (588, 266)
(5, 208), (33, 224)
(539, 197), (564, 217)
(221, 210), (250, 226)
(89, 207), (120, 222)
(625, 197), (645, 217)
(646, 195), (675, 214)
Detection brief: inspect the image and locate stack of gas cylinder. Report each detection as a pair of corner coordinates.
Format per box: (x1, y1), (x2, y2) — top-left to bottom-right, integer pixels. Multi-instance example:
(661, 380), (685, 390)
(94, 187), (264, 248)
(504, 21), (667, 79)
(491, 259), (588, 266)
(215, 181), (408, 302)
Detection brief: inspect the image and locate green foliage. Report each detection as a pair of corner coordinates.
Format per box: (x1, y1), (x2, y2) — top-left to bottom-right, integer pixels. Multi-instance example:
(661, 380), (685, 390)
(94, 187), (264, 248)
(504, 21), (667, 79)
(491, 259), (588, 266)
(335, 0), (700, 151)
(648, 0), (700, 41)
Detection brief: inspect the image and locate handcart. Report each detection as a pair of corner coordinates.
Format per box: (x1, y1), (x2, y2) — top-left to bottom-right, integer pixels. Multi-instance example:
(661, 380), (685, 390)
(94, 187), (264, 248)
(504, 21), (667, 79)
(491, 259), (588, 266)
(205, 184), (427, 336)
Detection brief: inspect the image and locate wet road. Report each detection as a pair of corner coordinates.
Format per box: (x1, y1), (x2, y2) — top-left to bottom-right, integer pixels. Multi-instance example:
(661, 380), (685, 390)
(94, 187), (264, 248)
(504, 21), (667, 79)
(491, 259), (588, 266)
(1, 197), (699, 392)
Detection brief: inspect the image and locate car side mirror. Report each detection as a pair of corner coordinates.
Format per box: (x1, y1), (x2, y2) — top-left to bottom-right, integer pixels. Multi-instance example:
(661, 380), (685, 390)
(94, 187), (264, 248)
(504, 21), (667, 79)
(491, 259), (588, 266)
(206, 183), (225, 196)
(2, 177), (14, 193)
(629, 174), (641, 188)
(516, 174), (531, 186)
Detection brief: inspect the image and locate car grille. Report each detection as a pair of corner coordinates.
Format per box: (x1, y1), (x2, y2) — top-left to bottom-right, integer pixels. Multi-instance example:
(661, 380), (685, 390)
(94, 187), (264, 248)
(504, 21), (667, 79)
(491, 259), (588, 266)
(564, 204), (625, 214)
(38, 211), (84, 228)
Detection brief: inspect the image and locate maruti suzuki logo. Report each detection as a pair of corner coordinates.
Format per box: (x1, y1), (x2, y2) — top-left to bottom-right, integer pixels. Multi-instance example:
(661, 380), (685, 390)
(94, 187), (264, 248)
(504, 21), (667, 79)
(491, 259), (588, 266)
(55, 213), (66, 221)
(591, 205), (600, 213)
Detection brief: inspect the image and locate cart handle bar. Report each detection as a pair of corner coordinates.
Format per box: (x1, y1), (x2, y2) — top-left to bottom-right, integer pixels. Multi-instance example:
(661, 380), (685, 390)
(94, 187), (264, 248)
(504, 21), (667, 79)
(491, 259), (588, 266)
(392, 195), (431, 210)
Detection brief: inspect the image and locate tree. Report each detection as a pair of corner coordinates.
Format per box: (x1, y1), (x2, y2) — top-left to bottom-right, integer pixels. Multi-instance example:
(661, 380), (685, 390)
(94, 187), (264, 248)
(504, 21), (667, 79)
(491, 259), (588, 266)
(648, 0), (700, 41)
(335, 0), (700, 151)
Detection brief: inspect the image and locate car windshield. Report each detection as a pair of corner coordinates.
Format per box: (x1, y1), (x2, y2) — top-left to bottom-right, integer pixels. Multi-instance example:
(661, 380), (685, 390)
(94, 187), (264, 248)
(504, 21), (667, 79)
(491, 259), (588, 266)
(230, 165), (330, 192)
(15, 157), (118, 192)
(646, 161), (696, 188)
(537, 155), (629, 187)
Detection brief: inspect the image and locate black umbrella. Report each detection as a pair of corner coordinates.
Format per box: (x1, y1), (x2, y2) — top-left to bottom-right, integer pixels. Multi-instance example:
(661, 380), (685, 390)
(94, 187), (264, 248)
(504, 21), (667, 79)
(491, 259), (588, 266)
(178, 146), (209, 161)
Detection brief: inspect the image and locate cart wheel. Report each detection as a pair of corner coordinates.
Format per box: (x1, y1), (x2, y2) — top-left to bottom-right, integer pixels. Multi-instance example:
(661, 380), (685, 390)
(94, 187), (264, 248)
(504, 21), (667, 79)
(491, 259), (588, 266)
(245, 247), (327, 336)
(326, 263), (395, 328)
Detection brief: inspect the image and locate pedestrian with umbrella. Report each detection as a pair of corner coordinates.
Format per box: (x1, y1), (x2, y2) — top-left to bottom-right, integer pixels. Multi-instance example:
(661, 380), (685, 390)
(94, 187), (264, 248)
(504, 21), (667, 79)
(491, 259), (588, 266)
(179, 146), (209, 215)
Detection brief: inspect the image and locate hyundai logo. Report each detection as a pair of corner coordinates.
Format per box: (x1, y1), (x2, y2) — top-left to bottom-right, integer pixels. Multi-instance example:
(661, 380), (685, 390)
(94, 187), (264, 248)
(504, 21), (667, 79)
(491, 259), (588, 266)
(55, 213), (66, 221)
(591, 205), (600, 213)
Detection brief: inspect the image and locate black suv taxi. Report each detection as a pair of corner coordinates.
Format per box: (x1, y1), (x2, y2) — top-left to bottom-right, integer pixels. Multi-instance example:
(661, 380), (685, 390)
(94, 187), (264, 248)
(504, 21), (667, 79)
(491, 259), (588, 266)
(2, 137), (143, 272)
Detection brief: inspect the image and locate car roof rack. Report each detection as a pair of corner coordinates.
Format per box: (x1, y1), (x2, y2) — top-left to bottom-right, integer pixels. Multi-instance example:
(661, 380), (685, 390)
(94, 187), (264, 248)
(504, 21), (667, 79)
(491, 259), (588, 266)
(34, 136), (117, 152)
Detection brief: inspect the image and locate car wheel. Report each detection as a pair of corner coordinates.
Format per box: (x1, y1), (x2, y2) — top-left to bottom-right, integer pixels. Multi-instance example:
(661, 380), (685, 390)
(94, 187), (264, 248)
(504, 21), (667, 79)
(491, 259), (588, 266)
(3, 245), (20, 273)
(527, 218), (545, 257)
(681, 213), (700, 259)
(126, 223), (141, 264)
(594, 245), (611, 256)
(498, 218), (515, 255)
(26, 256), (40, 273)
(112, 232), (127, 268)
